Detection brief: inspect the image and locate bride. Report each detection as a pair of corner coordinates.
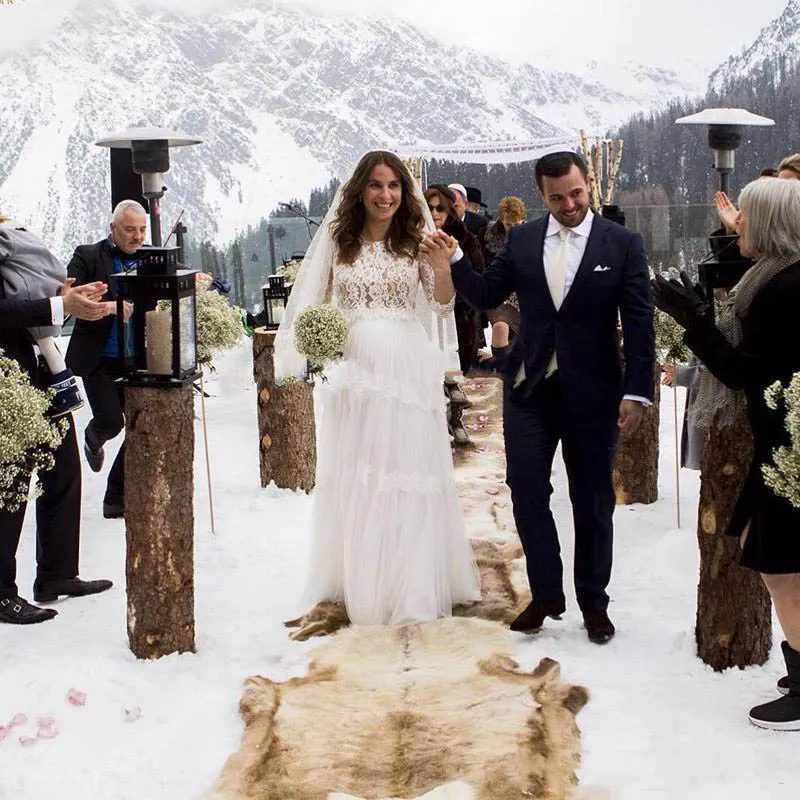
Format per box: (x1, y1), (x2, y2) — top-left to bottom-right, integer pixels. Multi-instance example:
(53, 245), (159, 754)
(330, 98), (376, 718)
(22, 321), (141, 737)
(275, 151), (481, 626)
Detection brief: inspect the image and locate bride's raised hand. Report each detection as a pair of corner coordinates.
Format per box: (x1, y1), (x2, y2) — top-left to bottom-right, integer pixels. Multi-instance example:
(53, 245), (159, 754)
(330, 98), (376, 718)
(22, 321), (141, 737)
(419, 232), (457, 272)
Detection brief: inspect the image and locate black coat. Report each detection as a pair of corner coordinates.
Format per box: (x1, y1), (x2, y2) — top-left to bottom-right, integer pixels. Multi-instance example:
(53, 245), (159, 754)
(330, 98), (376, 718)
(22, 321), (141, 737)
(452, 213), (654, 417)
(464, 210), (488, 237)
(683, 261), (800, 572)
(0, 282), (50, 378)
(64, 239), (117, 377)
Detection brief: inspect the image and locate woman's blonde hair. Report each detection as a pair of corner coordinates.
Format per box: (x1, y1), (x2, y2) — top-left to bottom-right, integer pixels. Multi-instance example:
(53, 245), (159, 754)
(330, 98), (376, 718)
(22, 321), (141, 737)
(738, 177), (800, 257)
(497, 196), (526, 225)
(778, 153), (800, 178)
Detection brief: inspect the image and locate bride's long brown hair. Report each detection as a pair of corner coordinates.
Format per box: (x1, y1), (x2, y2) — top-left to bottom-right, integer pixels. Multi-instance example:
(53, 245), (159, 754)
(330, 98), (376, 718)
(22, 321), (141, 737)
(331, 151), (425, 265)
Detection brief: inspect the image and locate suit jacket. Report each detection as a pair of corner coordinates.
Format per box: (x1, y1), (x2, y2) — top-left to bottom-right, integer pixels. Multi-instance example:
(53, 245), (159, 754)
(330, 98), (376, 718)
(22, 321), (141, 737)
(684, 261), (800, 542)
(0, 281), (51, 379)
(65, 239), (117, 377)
(452, 212), (655, 417)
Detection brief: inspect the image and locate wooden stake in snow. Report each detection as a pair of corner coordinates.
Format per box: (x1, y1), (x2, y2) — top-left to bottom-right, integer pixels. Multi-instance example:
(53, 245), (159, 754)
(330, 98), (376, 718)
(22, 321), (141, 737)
(199, 370), (216, 535)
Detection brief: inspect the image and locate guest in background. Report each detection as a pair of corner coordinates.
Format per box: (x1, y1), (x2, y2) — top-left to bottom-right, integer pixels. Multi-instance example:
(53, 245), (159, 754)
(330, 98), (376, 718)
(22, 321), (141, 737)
(479, 195), (526, 371)
(447, 183), (487, 238)
(425, 185), (484, 375)
(465, 186), (490, 237)
(778, 154), (800, 180)
(66, 200), (145, 520)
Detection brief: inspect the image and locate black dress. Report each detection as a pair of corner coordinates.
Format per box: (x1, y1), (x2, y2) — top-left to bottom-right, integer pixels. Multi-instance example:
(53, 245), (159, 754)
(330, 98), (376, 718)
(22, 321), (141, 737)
(684, 261), (800, 574)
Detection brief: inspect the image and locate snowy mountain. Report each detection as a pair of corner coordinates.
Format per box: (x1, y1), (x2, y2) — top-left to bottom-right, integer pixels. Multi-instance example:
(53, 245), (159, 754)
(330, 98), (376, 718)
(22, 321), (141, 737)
(709, 0), (800, 93)
(0, 0), (707, 256)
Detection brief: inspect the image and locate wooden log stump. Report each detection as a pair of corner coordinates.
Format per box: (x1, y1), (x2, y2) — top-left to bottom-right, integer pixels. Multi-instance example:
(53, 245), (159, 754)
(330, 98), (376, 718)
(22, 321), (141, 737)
(613, 373), (660, 504)
(252, 328), (316, 492)
(695, 409), (771, 670)
(125, 385), (195, 660)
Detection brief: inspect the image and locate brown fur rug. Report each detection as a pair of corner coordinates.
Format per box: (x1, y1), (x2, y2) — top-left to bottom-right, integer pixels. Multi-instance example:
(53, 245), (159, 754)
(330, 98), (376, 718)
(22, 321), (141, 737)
(207, 618), (589, 800)
(285, 378), (531, 642)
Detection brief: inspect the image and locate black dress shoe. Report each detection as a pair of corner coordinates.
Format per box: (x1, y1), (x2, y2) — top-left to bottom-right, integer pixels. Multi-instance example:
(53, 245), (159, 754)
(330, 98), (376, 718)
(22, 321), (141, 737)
(84, 433), (105, 472)
(583, 609), (616, 644)
(33, 577), (113, 603)
(510, 598), (567, 633)
(0, 595), (58, 625)
(103, 502), (124, 519)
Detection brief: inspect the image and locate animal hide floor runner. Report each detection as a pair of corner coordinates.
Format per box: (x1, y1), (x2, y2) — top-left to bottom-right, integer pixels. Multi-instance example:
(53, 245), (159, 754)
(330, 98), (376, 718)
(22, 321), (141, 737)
(208, 618), (589, 800)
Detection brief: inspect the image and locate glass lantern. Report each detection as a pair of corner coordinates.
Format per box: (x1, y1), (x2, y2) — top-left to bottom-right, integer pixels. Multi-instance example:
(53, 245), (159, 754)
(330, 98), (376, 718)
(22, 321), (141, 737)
(114, 247), (199, 387)
(261, 275), (290, 329)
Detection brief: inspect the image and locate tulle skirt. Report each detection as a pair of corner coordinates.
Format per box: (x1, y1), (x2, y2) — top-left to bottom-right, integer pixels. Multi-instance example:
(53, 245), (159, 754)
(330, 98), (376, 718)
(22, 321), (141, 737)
(306, 313), (481, 626)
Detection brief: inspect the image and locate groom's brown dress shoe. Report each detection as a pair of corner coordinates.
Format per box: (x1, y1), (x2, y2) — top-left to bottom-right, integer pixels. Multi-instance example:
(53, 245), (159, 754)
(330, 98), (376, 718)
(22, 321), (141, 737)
(583, 608), (615, 644)
(510, 599), (567, 633)
(33, 577), (113, 603)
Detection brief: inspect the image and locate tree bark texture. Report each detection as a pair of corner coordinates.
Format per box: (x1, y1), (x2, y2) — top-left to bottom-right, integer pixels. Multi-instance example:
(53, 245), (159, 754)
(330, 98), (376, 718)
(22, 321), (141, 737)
(613, 373), (660, 505)
(695, 409), (771, 670)
(125, 385), (195, 660)
(252, 328), (316, 492)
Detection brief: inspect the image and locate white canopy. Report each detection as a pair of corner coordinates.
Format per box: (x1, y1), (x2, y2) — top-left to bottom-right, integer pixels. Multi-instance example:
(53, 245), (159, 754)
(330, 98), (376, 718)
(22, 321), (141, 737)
(388, 135), (579, 165)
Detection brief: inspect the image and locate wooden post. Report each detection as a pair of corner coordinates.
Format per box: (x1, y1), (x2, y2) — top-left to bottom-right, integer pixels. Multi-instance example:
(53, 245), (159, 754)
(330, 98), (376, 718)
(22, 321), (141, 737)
(252, 328), (316, 492)
(125, 385), (195, 659)
(695, 409), (771, 670)
(613, 371), (660, 505)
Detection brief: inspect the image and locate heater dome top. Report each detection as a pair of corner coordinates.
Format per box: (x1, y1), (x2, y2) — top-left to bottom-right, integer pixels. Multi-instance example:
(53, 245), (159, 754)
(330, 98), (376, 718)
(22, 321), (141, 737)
(95, 127), (202, 148)
(675, 108), (775, 127)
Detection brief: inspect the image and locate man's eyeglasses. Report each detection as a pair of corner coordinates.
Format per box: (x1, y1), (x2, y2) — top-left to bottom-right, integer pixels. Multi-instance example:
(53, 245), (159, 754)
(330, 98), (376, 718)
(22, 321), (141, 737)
(428, 204), (446, 213)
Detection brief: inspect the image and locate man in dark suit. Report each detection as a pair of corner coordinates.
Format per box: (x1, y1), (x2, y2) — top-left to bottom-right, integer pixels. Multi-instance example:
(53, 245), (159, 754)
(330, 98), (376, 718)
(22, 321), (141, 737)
(0, 275), (113, 624)
(66, 200), (145, 519)
(428, 152), (654, 643)
(448, 183), (488, 238)
(465, 186), (490, 237)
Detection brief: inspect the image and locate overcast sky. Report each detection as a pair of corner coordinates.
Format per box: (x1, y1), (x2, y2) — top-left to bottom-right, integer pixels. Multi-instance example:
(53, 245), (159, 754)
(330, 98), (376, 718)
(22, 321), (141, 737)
(0, 0), (791, 70)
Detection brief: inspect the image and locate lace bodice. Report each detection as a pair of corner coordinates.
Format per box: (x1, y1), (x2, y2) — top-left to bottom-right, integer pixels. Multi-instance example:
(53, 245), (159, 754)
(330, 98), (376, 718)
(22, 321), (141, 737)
(332, 241), (454, 321)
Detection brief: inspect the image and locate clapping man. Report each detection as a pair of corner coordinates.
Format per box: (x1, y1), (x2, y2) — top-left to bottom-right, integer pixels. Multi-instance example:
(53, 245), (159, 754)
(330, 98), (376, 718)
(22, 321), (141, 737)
(1, 275), (113, 624)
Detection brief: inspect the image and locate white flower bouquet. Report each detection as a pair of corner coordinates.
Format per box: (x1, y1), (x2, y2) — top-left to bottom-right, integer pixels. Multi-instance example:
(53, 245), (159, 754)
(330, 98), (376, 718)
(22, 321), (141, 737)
(763, 373), (800, 508)
(293, 304), (349, 379)
(0, 350), (68, 512)
(275, 258), (302, 286)
(654, 306), (692, 364)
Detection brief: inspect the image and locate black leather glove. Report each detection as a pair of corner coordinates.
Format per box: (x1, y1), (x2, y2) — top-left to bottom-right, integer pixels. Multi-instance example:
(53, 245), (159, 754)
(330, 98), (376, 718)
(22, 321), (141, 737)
(651, 270), (713, 330)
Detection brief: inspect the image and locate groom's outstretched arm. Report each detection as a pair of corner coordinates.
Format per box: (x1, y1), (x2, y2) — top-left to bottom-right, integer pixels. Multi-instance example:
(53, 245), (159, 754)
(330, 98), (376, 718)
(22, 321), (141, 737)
(451, 241), (515, 311)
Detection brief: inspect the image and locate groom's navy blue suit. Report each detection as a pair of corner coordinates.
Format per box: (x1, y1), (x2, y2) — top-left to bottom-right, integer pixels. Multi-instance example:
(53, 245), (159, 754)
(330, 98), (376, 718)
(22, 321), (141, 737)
(451, 212), (654, 611)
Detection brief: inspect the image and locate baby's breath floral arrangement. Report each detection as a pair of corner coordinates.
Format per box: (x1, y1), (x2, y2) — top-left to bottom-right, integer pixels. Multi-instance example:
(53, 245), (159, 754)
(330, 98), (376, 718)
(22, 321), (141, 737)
(293, 304), (349, 379)
(654, 307), (692, 363)
(275, 258), (302, 285)
(763, 373), (800, 508)
(0, 350), (68, 512)
(159, 276), (243, 369)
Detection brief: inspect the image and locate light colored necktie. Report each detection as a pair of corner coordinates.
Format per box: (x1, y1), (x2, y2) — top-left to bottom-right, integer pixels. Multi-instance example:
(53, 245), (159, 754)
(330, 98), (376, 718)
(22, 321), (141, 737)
(547, 227), (570, 310)
(544, 228), (570, 377)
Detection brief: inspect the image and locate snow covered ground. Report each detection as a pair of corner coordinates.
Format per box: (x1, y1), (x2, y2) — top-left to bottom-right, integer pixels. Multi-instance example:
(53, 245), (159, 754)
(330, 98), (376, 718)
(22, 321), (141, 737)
(1, 340), (796, 799)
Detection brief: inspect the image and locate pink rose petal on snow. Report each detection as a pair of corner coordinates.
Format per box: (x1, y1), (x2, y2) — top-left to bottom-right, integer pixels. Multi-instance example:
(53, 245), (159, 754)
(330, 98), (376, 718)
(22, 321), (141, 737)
(37, 726), (59, 740)
(486, 487), (500, 496)
(10, 713), (27, 727)
(67, 689), (87, 706)
(19, 736), (37, 747)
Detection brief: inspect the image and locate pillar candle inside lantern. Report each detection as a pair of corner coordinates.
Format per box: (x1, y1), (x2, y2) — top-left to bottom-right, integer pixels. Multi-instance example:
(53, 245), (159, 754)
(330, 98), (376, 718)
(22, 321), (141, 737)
(146, 308), (172, 374)
(271, 303), (285, 323)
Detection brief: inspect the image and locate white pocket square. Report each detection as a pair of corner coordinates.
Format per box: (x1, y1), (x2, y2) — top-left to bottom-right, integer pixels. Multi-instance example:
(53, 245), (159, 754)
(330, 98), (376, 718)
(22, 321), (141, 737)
(593, 265), (612, 272)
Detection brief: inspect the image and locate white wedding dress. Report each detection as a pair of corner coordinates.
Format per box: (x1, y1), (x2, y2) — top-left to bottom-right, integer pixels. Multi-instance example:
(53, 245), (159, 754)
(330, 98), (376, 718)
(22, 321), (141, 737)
(305, 241), (481, 626)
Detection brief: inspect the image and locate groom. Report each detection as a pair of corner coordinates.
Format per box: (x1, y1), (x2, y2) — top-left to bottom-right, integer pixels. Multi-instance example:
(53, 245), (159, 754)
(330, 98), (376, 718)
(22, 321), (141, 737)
(426, 151), (654, 644)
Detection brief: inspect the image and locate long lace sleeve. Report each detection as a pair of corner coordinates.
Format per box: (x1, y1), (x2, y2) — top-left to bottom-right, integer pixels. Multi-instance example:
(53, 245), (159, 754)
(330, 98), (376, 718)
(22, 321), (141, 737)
(418, 258), (455, 316)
